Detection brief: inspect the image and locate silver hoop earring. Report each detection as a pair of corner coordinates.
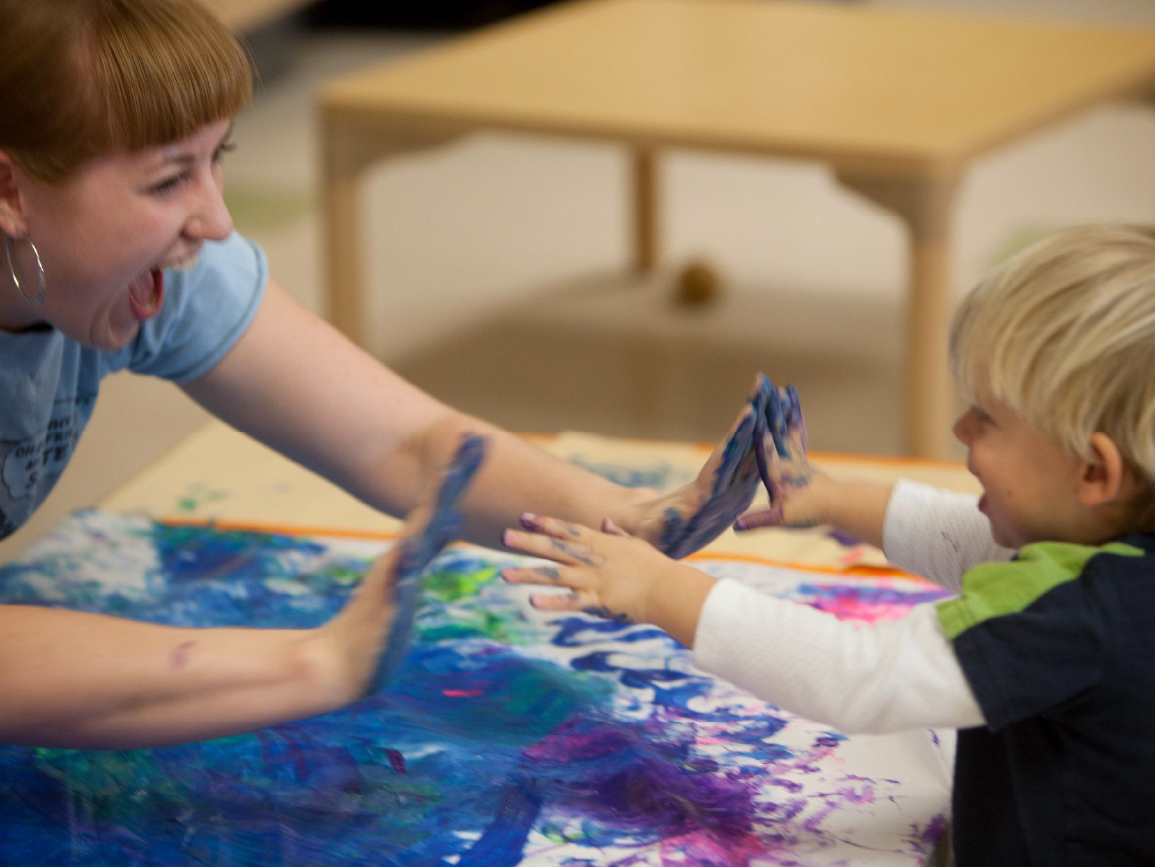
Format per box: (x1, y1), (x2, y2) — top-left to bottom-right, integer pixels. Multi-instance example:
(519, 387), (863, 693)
(5, 233), (46, 308)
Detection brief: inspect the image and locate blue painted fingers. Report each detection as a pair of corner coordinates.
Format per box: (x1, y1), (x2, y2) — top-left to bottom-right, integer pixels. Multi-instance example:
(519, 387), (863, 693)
(369, 434), (487, 694)
(748, 375), (810, 525)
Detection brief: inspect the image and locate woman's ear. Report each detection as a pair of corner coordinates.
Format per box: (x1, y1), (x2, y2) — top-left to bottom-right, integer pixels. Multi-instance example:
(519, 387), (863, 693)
(1077, 432), (1135, 509)
(0, 151), (29, 239)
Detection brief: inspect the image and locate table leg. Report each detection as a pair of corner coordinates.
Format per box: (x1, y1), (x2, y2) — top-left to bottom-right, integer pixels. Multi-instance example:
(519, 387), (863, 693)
(320, 117), (463, 346)
(322, 122), (368, 344)
(632, 148), (659, 273)
(836, 173), (961, 458)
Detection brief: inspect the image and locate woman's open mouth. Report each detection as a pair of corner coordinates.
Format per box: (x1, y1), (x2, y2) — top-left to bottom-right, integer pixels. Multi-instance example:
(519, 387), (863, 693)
(127, 269), (164, 322)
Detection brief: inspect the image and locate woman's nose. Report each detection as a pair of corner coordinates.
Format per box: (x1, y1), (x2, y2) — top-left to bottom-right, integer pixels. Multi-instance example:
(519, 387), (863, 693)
(187, 174), (234, 241)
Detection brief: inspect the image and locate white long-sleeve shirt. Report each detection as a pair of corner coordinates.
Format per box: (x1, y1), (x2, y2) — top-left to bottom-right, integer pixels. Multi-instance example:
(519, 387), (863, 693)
(692, 480), (1013, 734)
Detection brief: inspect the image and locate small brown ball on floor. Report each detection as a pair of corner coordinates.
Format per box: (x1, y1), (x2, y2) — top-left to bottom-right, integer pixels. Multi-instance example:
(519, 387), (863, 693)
(676, 260), (723, 306)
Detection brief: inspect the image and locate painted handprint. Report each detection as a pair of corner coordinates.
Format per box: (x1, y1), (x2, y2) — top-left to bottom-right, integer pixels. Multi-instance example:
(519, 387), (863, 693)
(651, 390), (762, 559)
(736, 377), (815, 531)
(368, 434), (487, 693)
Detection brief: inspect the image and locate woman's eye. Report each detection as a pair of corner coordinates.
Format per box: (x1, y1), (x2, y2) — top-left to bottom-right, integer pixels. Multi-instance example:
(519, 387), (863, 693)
(151, 174), (188, 196)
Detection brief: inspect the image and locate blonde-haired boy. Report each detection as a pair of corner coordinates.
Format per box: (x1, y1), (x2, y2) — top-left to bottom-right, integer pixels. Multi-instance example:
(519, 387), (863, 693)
(502, 223), (1155, 865)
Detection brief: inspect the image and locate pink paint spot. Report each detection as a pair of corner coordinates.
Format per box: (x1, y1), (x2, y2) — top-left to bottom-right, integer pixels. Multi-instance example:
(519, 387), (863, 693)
(443, 688), (483, 697)
(659, 828), (766, 866)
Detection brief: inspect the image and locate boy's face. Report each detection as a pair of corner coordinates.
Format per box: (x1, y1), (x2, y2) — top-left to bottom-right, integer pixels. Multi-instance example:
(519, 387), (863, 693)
(953, 395), (1085, 549)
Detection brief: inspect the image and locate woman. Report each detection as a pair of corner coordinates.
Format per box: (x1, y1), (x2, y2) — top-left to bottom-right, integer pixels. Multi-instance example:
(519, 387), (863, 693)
(0, 0), (763, 749)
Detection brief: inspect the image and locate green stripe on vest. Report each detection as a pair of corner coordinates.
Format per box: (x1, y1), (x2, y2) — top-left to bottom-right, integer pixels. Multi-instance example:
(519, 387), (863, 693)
(936, 540), (1143, 640)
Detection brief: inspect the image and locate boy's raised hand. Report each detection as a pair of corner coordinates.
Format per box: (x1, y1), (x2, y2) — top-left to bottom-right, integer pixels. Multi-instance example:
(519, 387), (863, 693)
(735, 377), (830, 531)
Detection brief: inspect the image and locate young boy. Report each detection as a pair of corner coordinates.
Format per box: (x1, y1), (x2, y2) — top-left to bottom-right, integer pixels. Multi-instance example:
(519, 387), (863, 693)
(502, 223), (1155, 866)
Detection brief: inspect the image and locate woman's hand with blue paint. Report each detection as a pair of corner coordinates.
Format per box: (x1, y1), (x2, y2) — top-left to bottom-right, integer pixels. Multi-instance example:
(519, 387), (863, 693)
(627, 384), (764, 559)
(502, 515), (717, 648)
(320, 435), (486, 701)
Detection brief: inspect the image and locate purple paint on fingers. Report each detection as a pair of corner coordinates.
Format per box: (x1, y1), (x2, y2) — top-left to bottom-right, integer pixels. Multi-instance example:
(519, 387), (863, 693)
(827, 528), (861, 547)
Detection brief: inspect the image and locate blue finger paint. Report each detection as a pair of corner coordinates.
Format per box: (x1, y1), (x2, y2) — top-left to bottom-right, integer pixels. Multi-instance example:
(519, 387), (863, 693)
(784, 383), (806, 451)
(751, 377), (810, 509)
(455, 774), (542, 867)
(659, 406), (761, 559)
(369, 433), (487, 694)
(0, 515), (950, 865)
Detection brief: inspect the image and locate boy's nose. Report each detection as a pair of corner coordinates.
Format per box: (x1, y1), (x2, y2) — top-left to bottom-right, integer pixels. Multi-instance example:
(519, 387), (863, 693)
(952, 410), (975, 445)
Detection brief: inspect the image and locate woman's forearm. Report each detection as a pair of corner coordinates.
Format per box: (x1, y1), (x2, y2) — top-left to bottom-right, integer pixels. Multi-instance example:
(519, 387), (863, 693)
(369, 410), (653, 550)
(0, 604), (343, 749)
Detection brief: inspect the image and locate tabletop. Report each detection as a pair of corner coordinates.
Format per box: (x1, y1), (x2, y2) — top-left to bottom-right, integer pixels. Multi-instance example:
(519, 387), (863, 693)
(0, 422), (977, 865)
(101, 420), (980, 569)
(321, 0), (1155, 174)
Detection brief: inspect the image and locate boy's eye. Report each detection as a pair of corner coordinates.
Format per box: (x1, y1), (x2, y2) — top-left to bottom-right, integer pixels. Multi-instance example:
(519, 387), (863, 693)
(213, 140), (237, 162)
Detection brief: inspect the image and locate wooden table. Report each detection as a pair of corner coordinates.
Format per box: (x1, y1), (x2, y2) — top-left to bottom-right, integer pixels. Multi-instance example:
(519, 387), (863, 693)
(0, 423), (980, 865)
(319, 0), (1155, 458)
(102, 420), (979, 569)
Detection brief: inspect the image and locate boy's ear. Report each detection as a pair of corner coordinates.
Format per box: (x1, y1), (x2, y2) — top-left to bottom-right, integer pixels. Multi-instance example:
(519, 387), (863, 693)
(0, 151), (30, 239)
(1077, 432), (1135, 508)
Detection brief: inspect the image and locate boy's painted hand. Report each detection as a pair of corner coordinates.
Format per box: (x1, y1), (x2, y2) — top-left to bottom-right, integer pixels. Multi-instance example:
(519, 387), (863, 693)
(630, 379), (764, 558)
(736, 378), (822, 531)
(502, 514), (679, 625)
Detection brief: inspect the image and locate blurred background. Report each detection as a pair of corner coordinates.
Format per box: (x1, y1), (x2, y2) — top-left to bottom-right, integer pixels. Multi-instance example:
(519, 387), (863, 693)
(3, 0), (1154, 560)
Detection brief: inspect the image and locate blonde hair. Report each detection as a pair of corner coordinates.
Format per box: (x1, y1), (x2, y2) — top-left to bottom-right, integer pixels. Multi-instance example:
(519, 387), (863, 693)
(950, 224), (1155, 521)
(0, 0), (251, 183)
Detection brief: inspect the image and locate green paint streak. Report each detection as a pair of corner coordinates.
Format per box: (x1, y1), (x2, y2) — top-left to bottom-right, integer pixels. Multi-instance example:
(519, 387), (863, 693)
(174, 483), (227, 514)
(424, 564), (499, 602)
(422, 608), (529, 644)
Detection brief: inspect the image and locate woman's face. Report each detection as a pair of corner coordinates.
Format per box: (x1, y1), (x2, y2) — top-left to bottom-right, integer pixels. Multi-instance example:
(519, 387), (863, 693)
(1, 119), (235, 350)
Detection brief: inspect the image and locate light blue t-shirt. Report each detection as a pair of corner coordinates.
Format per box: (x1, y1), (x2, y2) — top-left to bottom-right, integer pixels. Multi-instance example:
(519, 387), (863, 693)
(0, 232), (267, 539)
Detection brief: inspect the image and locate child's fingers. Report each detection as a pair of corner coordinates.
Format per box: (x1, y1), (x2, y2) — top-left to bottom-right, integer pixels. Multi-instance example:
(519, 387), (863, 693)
(747, 371), (770, 404)
(766, 388), (791, 458)
(517, 512), (589, 540)
(602, 517), (628, 536)
(528, 591), (587, 613)
(752, 413), (774, 494)
(732, 505), (784, 532)
(502, 527), (601, 568)
(502, 564), (580, 588)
